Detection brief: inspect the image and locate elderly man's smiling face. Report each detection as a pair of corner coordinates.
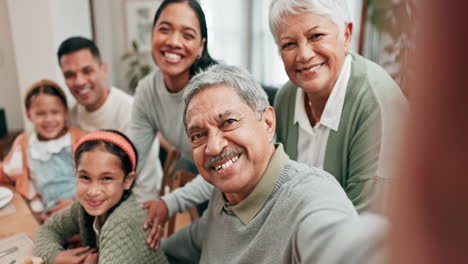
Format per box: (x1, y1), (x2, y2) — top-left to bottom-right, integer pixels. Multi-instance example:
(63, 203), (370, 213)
(186, 84), (276, 204)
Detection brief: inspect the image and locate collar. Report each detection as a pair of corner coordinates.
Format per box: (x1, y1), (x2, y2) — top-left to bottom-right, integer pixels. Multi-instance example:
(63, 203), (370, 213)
(92, 216), (101, 236)
(294, 54), (352, 132)
(28, 131), (71, 161)
(217, 144), (289, 225)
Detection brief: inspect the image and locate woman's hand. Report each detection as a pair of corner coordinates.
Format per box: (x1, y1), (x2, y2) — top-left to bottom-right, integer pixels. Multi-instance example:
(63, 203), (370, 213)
(52, 246), (94, 264)
(47, 199), (74, 215)
(142, 199), (169, 249)
(83, 249), (99, 264)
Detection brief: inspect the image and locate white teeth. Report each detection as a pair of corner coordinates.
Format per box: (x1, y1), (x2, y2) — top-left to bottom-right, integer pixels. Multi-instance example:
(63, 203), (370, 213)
(301, 63), (323, 73)
(214, 155), (240, 171)
(165, 52), (181, 61)
(78, 88), (91, 95)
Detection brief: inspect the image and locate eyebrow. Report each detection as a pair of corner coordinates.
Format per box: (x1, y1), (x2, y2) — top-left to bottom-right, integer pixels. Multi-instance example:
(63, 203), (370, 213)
(157, 21), (198, 35)
(187, 125), (201, 136)
(216, 110), (237, 121)
(186, 110), (239, 135)
(279, 25), (320, 42)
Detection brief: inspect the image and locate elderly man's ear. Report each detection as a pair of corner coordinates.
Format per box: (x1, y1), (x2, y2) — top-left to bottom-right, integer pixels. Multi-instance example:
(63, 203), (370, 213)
(262, 106), (276, 142)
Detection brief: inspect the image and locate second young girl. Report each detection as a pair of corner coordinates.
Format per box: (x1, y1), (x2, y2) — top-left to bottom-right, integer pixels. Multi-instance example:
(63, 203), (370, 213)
(0, 79), (86, 222)
(34, 130), (168, 263)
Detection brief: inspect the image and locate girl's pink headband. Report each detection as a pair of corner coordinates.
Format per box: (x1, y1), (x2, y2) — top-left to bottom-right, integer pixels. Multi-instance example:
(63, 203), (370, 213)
(74, 131), (137, 172)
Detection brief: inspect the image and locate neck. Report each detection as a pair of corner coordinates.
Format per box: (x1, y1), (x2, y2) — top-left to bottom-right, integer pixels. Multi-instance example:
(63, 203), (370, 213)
(224, 143), (275, 205)
(304, 92), (329, 126)
(85, 87), (110, 112)
(164, 73), (190, 93)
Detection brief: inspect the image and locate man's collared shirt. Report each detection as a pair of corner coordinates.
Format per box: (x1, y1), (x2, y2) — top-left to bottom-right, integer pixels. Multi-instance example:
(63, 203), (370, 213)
(216, 144), (289, 225)
(294, 55), (352, 169)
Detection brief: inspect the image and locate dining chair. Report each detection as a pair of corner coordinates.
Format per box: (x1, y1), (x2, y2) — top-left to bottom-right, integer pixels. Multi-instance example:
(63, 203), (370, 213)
(157, 133), (199, 236)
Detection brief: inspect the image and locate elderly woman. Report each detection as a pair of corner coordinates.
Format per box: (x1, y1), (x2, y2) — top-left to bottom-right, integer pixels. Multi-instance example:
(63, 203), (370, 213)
(270, 0), (407, 212)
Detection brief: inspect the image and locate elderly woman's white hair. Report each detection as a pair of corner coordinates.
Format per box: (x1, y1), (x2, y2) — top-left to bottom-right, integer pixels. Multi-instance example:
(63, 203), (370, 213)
(269, 0), (352, 43)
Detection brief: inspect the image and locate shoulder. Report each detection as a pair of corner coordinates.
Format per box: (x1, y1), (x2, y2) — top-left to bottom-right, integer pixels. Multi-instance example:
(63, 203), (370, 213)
(68, 126), (87, 139)
(109, 87), (133, 104)
(12, 132), (30, 146)
(104, 196), (145, 229)
(134, 69), (163, 96)
(347, 54), (407, 119)
(5, 132), (30, 158)
(281, 160), (350, 202)
(349, 54), (405, 101)
(274, 81), (297, 107)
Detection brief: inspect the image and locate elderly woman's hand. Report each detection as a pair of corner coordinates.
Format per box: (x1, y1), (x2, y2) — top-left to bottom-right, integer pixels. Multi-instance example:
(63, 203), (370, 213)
(142, 199), (169, 249)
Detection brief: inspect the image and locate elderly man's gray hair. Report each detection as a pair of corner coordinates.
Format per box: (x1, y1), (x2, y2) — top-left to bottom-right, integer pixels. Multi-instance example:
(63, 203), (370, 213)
(269, 0), (352, 43)
(183, 64), (270, 128)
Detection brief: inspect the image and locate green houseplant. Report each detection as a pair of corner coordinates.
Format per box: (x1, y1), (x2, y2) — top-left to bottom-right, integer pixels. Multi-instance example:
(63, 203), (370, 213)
(121, 40), (153, 93)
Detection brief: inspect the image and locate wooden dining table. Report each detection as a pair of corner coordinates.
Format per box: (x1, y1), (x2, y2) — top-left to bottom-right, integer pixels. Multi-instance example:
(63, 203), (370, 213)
(0, 184), (39, 241)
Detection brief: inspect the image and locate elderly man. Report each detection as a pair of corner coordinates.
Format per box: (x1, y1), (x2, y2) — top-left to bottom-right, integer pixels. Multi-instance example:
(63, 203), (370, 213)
(162, 65), (385, 264)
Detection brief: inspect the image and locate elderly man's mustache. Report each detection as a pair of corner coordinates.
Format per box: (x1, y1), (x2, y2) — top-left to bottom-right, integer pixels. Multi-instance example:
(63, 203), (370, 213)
(204, 147), (246, 170)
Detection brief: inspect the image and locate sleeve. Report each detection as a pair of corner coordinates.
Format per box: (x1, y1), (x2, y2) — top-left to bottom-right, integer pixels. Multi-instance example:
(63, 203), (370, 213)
(132, 140), (163, 202)
(162, 216), (205, 264)
(0, 135), (26, 184)
(346, 79), (408, 213)
(128, 79), (158, 175)
(98, 214), (168, 264)
(345, 101), (383, 213)
(34, 201), (81, 264)
(161, 175), (214, 216)
(273, 82), (289, 144)
(294, 213), (387, 264)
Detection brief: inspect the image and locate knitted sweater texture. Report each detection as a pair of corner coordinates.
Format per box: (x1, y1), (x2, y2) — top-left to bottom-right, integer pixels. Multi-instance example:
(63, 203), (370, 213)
(34, 195), (168, 264)
(163, 146), (386, 264)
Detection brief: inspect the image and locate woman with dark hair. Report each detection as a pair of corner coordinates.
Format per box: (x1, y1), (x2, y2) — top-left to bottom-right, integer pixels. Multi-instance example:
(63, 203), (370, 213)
(129, 0), (216, 247)
(34, 130), (168, 264)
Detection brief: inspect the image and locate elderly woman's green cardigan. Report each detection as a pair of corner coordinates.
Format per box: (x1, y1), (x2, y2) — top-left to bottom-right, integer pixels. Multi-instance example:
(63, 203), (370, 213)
(274, 53), (407, 213)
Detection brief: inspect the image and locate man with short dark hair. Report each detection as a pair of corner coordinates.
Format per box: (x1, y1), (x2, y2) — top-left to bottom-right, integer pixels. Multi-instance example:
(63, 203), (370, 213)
(57, 36), (162, 202)
(162, 65), (386, 264)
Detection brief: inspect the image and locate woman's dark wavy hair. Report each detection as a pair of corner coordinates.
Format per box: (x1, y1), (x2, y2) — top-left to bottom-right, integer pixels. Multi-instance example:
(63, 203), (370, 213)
(152, 0), (217, 76)
(74, 129), (138, 203)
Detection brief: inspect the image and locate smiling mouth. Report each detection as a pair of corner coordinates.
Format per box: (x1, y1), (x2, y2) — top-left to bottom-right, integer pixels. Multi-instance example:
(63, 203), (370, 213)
(298, 62), (326, 74)
(77, 88), (91, 95)
(164, 51), (182, 62)
(42, 126), (58, 132)
(213, 154), (241, 171)
(87, 200), (104, 207)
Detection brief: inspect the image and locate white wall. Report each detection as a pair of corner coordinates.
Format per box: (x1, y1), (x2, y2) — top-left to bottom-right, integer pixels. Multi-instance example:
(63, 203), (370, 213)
(0, 0), (22, 131)
(92, 0), (158, 93)
(3, 0), (92, 130)
(350, 0), (363, 53)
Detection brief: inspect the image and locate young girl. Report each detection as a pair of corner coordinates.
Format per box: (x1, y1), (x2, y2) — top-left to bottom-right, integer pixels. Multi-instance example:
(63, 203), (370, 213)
(34, 130), (168, 264)
(0, 79), (86, 221)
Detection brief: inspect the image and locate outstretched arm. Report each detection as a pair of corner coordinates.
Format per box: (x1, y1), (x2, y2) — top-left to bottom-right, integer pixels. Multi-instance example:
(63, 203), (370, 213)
(34, 202), (83, 264)
(142, 175), (213, 248)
